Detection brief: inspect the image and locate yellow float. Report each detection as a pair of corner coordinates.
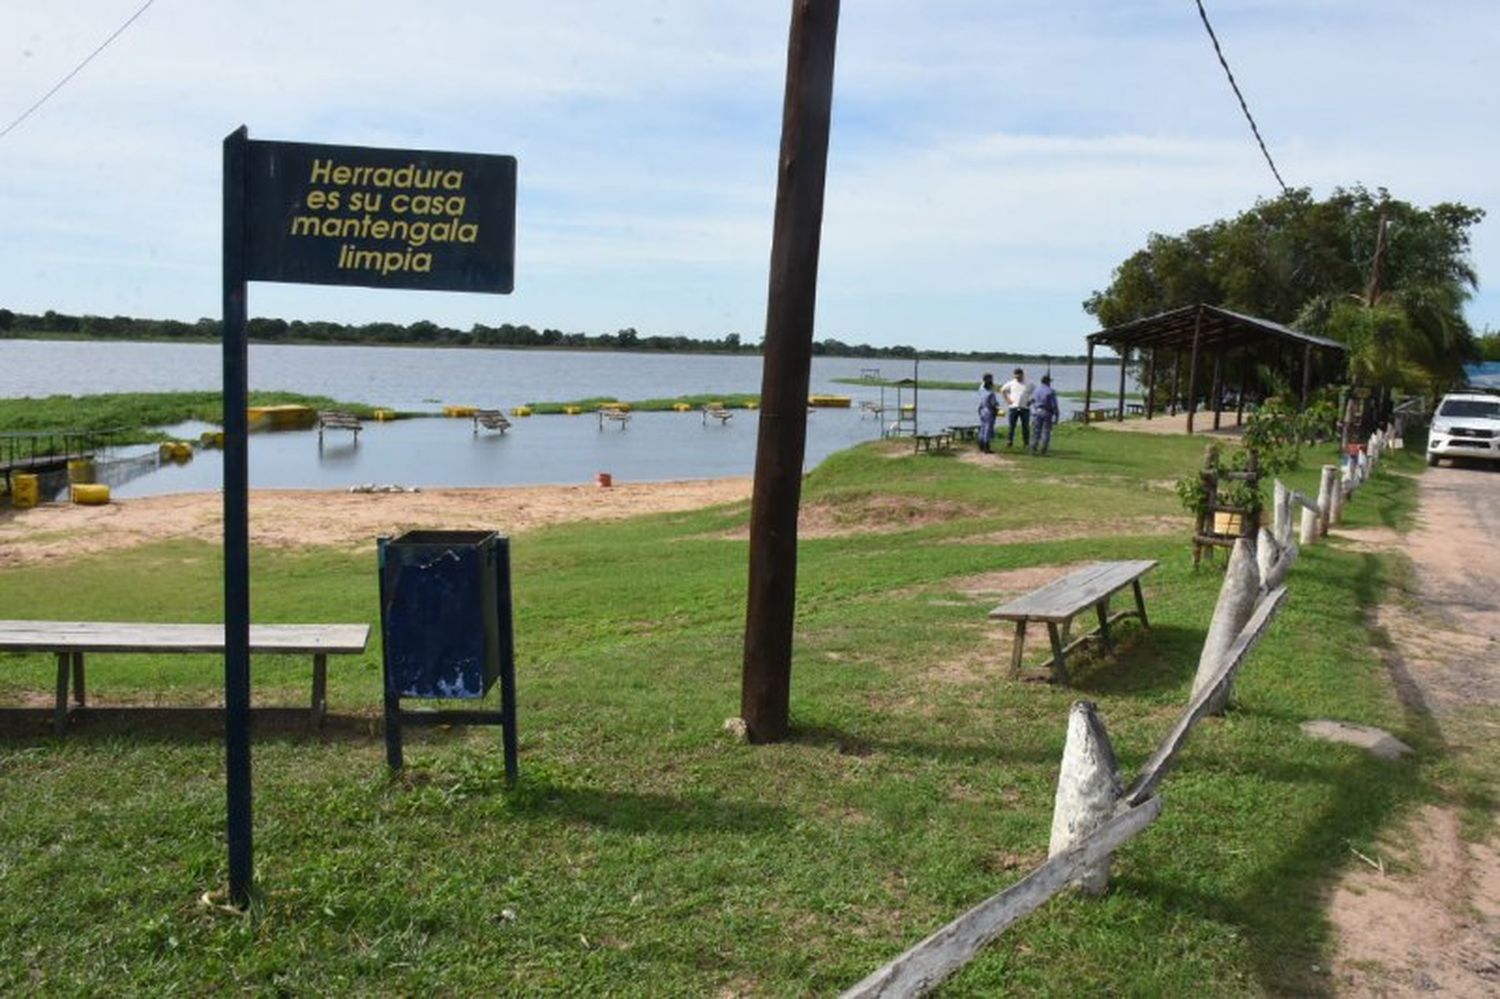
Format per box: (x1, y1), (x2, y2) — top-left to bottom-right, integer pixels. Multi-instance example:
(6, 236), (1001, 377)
(12, 473), (40, 509)
(247, 404), (317, 430)
(71, 483), (110, 505)
(443, 405), (478, 418)
(808, 394), (852, 408)
(510, 405), (534, 417)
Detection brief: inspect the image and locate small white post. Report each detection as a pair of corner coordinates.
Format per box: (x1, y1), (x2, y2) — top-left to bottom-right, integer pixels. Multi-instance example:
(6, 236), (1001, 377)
(1192, 537), (1259, 715)
(1255, 527), (1279, 585)
(1273, 480), (1292, 548)
(1330, 463), (1346, 524)
(1049, 701), (1123, 895)
(1298, 502), (1319, 546)
(1317, 466), (1337, 536)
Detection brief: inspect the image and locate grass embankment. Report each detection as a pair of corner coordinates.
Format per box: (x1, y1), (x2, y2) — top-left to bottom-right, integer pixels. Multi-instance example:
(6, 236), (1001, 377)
(0, 427), (1445, 994)
(0, 392), (394, 446)
(832, 376), (974, 391)
(524, 393), (760, 414)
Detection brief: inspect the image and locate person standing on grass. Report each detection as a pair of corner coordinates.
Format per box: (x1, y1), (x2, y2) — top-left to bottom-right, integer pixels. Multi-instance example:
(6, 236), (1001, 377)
(976, 372), (999, 453)
(1000, 367), (1033, 448)
(1031, 374), (1060, 455)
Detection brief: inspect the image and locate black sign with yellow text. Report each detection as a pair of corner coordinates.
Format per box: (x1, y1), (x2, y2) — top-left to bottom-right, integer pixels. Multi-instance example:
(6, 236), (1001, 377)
(244, 139), (515, 293)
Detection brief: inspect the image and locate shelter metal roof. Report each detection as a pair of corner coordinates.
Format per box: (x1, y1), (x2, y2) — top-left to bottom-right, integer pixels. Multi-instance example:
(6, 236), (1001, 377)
(1085, 304), (1347, 355)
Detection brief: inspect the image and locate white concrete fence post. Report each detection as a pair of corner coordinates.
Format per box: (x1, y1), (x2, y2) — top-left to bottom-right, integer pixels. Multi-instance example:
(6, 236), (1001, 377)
(1191, 537), (1259, 715)
(1317, 466), (1337, 536)
(1049, 701), (1123, 896)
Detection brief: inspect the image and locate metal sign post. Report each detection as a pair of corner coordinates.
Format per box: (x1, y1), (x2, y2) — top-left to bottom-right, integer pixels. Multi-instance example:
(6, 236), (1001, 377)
(220, 127), (516, 907)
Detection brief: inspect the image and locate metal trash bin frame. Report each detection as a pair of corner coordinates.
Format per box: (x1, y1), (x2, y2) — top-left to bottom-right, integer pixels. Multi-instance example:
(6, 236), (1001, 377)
(377, 529), (518, 780)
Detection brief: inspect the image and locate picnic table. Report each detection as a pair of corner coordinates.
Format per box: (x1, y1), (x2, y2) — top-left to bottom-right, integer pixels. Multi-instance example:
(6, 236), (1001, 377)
(988, 560), (1156, 684)
(914, 432), (953, 453)
(0, 620), (370, 734)
(945, 424), (981, 441)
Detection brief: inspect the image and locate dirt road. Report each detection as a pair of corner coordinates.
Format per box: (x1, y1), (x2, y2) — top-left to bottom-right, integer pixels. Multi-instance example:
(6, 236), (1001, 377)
(1330, 462), (1500, 995)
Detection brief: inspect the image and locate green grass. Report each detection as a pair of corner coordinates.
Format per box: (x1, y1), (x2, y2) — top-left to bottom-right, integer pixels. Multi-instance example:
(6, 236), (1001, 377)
(0, 424), (1440, 994)
(523, 393), (761, 414)
(0, 392), (400, 447)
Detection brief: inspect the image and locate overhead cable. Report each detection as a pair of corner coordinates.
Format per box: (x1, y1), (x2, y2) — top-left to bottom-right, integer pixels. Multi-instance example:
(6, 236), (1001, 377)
(0, 0), (159, 141)
(1193, 0), (1289, 193)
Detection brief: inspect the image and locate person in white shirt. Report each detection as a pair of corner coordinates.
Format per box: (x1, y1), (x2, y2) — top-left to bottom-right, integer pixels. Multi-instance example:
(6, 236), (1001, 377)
(1000, 368), (1033, 447)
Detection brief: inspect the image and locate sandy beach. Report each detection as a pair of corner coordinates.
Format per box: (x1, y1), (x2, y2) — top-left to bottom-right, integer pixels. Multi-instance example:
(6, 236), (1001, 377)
(0, 478), (753, 568)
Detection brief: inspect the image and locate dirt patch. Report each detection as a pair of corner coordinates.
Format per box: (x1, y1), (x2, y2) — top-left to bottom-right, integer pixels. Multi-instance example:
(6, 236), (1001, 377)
(715, 495), (981, 541)
(1330, 806), (1500, 995)
(954, 449), (1019, 469)
(954, 516), (1184, 547)
(0, 479), (753, 567)
(1326, 467), (1500, 995)
(949, 564), (1087, 602)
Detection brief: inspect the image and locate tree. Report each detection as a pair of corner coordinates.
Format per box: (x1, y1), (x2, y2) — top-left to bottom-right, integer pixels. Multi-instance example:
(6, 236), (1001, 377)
(1085, 186), (1485, 391)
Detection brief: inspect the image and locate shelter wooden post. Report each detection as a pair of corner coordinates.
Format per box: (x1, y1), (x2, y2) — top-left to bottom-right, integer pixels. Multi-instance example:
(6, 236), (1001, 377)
(740, 0), (841, 744)
(1300, 343), (1313, 410)
(1083, 341), (1095, 418)
(1145, 349), (1158, 420)
(1210, 351), (1224, 431)
(1115, 347), (1128, 422)
(1170, 350), (1181, 416)
(1185, 307), (1204, 434)
(1236, 348), (1249, 426)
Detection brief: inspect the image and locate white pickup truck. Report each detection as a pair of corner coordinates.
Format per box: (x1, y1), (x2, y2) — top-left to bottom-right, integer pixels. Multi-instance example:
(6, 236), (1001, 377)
(1427, 391), (1500, 466)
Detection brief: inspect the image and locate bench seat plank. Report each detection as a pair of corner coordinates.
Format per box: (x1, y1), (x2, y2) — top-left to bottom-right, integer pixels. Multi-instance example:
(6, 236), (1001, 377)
(0, 621), (369, 655)
(988, 561), (1156, 623)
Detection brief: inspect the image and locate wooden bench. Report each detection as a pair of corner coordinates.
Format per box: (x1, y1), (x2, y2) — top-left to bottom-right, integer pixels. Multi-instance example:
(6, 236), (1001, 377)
(0, 620), (370, 734)
(598, 407), (631, 429)
(914, 432), (953, 453)
(945, 424), (981, 441)
(988, 560), (1156, 684)
(316, 411), (363, 440)
(472, 409), (512, 433)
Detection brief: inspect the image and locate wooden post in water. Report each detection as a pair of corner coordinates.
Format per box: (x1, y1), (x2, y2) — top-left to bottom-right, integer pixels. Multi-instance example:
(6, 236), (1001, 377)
(740, 0), (841, 744)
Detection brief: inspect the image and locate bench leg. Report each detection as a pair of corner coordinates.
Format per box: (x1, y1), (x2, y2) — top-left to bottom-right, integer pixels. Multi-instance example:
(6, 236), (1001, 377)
(1132, 579), (1150, 629)
(1008, 620), (1027, 677)
(1095, 596), (1113, 651)
(1046, 623), (1071, 685)
(71, 652), (86, 706)
(311, 653), (328, 728)
(54, 652), (70, 736)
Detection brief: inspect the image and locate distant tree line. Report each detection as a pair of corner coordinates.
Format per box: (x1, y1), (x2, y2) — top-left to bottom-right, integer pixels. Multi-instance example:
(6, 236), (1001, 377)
(0, 307), (1093, 363)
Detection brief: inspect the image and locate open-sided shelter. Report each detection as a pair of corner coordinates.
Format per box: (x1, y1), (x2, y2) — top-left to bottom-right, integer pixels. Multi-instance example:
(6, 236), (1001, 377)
(1082, 304), (1348, 433)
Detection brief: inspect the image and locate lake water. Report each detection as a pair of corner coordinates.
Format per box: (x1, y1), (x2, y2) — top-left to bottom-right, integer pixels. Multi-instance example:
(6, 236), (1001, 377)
(0, 339), (1124, 496)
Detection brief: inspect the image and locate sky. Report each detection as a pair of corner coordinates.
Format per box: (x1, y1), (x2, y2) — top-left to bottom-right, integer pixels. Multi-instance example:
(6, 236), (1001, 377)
(1, 0), (1496, 354)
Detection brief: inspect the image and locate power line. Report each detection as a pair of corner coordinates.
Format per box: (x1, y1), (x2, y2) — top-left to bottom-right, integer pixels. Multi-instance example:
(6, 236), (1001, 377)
(1193, 0), (1289, 194)
(0, 0), (159, 141)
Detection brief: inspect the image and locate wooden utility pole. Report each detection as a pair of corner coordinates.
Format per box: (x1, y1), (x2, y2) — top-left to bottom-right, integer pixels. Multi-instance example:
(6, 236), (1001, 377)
(740, 0), (841, 743)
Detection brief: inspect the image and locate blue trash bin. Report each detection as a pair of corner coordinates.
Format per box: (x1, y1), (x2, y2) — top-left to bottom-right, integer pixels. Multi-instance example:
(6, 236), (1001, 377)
(377, 529), (517, 775)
